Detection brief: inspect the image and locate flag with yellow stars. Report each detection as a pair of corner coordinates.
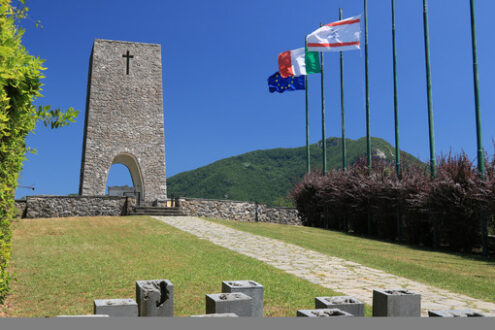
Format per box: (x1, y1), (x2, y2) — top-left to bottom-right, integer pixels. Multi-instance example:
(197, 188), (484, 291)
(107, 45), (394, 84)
(267, 72), (305, 93)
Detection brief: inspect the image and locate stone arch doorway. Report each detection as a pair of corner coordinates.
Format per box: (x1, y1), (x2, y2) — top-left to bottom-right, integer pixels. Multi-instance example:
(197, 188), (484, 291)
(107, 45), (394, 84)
(107, 153), (145, 201)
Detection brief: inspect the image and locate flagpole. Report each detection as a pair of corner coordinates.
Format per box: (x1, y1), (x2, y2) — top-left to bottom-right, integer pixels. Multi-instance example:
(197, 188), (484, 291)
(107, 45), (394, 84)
(423, 0), (439, 249)
(305, 38), (311, 174)
(391, 0), (403, 244)
(339, 8), (347, 171)
(319, 22), (329, 229)
(320, 23), (327, 175)
(469, 0), (487, 257)
(423, 0), (436, 178)
(470, 0), (484, 178)
(391, 0), (400, 180)
(364, 0), (373, 236)
(364, 0), (371, 172)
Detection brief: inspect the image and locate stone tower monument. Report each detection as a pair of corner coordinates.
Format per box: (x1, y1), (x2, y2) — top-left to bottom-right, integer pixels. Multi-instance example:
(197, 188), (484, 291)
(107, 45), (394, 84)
(79, 39), (167, 202)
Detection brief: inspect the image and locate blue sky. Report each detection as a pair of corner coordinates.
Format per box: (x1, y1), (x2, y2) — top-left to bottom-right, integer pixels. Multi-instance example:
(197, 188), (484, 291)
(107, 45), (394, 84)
(15, 0), (495, 198)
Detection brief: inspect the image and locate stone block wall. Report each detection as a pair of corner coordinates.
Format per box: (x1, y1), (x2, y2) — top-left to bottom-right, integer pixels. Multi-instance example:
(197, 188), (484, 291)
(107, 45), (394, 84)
(79, 39), (167, 202)
(177, 198), (302, 226)
(14, 195), (301, 226)
(15, 196), (136, 219)
(177, 198), (257, 222)
(14, 200), (27, 218)
(260, 206), (302, 225)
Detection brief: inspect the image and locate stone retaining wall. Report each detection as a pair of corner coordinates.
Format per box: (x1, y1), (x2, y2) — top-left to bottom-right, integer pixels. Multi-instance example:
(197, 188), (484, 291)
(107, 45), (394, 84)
(15, 196), (136, 219)
(177, 198), (302, 226)
(14, 200), (27, 218)
(14, 196), (301, 225)
(260, 205), (301, 225)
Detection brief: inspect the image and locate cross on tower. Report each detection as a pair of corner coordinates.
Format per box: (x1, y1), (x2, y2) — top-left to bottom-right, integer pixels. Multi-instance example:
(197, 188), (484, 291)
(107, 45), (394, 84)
(122, 50), (134, 75)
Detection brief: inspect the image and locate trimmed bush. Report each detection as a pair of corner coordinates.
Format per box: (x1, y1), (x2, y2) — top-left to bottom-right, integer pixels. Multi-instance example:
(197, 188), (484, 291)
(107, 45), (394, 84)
(291, 152), (495, 254)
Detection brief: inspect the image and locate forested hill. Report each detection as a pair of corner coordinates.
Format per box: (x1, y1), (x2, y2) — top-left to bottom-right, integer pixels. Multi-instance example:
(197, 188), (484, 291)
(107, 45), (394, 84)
(167, 137), (421, 206)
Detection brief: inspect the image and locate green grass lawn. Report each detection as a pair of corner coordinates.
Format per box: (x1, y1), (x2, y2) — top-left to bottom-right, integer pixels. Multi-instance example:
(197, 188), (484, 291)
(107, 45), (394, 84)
(3, 216), (352, 317)
(205, 218), (495, 303)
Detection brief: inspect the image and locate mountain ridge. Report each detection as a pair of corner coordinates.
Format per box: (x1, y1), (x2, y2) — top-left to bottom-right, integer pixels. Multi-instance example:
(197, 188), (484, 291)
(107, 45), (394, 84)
(167, 137), (421, 206)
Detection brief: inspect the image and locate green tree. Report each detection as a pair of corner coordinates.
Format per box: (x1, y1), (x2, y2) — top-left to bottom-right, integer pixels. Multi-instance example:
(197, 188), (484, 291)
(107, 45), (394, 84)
(0, 0), (78, 303)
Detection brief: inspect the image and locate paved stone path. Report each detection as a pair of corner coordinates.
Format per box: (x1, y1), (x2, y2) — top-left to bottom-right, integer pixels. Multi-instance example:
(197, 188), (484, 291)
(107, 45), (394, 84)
(154, 216), (495, 316)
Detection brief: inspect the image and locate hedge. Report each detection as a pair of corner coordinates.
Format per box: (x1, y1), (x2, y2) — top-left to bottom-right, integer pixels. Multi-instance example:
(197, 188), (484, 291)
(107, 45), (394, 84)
(291, 152), (495, 254)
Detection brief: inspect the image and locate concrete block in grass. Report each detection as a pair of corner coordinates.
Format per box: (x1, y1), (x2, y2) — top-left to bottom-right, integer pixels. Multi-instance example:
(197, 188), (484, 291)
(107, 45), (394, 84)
(222, 280), (264, 317)
(428, 309), (485, 317)
(205, 293), (253, 317)
(190, 313), (239, 317)
(297, 308), (353, 317)
(136, 279), (173, 317)
(94, 298), (138, 317)
(315, 296), (364, 316)
(57, 314), (109, 317)
(372, 289), (421, 317)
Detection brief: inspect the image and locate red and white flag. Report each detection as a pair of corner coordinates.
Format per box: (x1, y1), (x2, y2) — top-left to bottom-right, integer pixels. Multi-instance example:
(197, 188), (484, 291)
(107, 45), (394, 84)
(307, 15), (361, 52)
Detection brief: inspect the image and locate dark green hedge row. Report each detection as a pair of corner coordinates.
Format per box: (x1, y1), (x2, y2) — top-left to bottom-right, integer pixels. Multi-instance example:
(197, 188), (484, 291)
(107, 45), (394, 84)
(290, 152), (495, 254)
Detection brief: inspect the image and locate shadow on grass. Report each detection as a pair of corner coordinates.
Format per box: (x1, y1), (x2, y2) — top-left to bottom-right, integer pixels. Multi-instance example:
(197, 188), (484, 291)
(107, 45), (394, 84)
(339, 228), (495, 266)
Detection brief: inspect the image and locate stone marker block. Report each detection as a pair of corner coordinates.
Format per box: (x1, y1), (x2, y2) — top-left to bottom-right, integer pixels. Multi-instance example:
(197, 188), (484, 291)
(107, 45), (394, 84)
(372, 289), (421, 317)
(205, 293), (253, 317)
(222, 280), (264, 317)
(297, 308), (353, 317)
(136, 279), (173, 317)
(315, 296), (364, 316)
(57, 315), (109, 318)
(94, 298), (138, 317)
(190, 313), (239, 317)
(428, 310), (485, 317)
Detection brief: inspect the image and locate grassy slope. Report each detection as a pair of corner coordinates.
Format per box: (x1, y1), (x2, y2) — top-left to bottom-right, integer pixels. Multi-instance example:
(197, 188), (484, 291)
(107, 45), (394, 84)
(205, 218), (495, 304)
(167, 137), (421, 206)
(3, 216), (351, 317)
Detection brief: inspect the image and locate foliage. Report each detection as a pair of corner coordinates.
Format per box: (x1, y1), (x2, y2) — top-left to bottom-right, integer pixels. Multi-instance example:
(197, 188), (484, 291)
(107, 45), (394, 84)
(167, 136), (420, 206)
(291, 151), (495, 254)
(0, 0), (78, 304)
(271, 196), (294, 207)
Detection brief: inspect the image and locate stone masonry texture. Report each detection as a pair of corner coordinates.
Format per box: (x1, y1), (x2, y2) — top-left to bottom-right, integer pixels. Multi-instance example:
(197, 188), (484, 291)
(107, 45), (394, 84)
(178, 198), (302, 225)
(14, 195), (299, 224)
(79, 39), (167, 202)
(16, 196), (136, 219)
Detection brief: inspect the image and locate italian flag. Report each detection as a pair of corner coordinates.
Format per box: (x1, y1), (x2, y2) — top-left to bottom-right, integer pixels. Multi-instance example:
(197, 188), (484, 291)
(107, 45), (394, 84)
(278, 47), (321, 78)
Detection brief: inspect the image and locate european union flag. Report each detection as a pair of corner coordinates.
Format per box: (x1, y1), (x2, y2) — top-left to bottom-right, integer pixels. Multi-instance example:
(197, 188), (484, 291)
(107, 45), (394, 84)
(268, 72), (305, 93)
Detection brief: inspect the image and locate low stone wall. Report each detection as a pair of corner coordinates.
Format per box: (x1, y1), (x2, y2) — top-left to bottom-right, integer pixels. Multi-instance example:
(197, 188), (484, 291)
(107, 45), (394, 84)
(177, 198), (302, 226)
(14, 195), (301, 225)
(260, 206), (301, 225)
(14, 200), (27, 218)
(15, 195), (136, 219)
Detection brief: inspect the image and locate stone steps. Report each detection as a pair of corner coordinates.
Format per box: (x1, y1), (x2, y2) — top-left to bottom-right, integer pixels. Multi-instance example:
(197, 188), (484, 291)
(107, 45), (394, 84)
(131, 207), (184, 216)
